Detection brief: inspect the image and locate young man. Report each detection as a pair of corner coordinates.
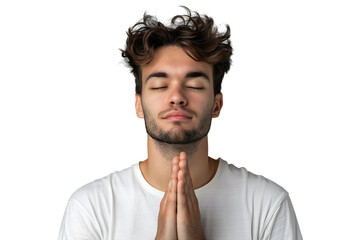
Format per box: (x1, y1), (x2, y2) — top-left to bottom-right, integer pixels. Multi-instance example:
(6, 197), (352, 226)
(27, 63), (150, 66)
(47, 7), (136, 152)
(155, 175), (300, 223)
(58, 7), (302, 240)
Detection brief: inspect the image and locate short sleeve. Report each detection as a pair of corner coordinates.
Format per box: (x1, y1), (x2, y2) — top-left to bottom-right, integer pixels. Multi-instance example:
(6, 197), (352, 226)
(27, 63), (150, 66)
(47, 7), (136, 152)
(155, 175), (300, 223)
(57, 199), (101, 240)
(262, 196), (303, 240)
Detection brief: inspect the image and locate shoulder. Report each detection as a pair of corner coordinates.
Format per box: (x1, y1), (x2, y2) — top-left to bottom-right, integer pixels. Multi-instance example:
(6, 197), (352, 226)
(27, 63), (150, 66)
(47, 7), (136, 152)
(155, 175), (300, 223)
(58, 164), (139, 239)
(219, 159), (289, 207)
(69, 164), (137, 207)
(219, 159), (298, 236)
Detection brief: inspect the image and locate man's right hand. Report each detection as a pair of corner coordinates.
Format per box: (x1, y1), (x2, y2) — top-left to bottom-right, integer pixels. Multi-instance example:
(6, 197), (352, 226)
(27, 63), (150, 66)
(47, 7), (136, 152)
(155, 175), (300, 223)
(155, 157), (180, 240)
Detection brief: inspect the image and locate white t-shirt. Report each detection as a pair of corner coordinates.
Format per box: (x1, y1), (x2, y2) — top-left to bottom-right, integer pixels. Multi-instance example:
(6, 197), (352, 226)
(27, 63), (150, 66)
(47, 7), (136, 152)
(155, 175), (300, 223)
(58, 159), (302, 240)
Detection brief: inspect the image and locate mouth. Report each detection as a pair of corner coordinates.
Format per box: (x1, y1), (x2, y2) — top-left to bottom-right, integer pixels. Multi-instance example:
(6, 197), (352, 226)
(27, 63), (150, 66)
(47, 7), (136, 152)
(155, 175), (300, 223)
(162, 110), (193, 121)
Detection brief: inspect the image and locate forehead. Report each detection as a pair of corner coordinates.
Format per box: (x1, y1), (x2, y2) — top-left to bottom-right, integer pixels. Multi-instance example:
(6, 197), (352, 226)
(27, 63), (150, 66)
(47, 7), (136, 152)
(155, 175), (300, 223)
(141, 46), (213, 81)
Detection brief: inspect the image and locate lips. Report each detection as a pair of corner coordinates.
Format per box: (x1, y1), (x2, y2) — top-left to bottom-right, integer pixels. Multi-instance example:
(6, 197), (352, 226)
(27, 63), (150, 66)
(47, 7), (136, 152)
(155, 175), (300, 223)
(162, 110), (192, 121)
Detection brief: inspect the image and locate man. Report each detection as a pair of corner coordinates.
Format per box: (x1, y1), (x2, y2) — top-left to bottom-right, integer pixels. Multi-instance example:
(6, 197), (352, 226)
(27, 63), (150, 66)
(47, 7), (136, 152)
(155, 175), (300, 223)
(58, 7), (302, 240)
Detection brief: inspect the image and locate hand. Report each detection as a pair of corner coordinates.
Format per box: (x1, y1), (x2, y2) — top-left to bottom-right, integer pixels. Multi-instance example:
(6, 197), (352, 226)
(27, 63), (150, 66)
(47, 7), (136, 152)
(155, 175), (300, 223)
(155, 157), (179, 240)
(155, 152), (205, 240)
(176, 152), (205, 240)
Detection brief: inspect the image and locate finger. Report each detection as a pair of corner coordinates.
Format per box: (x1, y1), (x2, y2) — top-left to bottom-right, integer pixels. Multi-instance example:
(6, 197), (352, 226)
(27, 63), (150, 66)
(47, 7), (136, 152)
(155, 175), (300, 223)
(162, 156), (179, 209)
(165, 179), (177, 218)
(162, 178), (172, 206)
(177, 177), (189, 215)
(162, 156), (178, 205)
(179, 152), (199, 214)
(164, 156), (179, 216)
(177, 154), (188, 213)
(179, 152), (193, 187)
(179, 153), (194, 196)
(179, 167), (198, 214)
(171, 156), (180, 181)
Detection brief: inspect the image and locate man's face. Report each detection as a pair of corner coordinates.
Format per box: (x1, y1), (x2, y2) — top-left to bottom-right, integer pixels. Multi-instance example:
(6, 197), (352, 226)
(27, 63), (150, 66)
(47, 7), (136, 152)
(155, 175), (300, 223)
(135, 46), (223, 144)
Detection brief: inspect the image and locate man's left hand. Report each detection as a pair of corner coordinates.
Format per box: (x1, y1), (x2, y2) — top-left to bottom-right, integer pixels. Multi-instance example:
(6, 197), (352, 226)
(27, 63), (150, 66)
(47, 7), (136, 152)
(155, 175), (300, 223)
(175, 152), (205, 240)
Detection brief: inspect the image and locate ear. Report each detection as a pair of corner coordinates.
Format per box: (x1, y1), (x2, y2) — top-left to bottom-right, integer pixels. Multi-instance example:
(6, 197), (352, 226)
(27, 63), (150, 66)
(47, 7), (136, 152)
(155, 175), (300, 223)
(135, 94), (144, 118)
(212, 93), (223, 118)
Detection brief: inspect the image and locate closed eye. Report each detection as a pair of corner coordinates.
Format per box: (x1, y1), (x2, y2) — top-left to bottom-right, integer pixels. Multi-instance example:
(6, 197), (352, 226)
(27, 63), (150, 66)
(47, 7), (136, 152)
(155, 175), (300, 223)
(151, 86), (167, 90)
(187, 87), (204, 90)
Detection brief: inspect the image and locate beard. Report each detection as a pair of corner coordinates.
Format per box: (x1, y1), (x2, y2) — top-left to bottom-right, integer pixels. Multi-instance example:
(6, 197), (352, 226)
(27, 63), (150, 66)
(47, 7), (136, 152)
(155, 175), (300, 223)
(142, 105), (213, 145)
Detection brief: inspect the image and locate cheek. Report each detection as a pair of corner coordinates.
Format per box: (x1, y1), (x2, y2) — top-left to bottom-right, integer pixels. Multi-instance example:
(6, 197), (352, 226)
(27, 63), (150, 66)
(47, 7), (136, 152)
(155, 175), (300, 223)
(189, 95), (214, 111)
(142, 94), (164, 113)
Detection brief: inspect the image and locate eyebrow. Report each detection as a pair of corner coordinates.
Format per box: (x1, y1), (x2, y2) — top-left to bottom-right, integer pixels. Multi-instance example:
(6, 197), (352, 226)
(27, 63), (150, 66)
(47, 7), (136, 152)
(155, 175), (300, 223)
(185, 72), (210, 81)
(145, 72), (168, 83)
(145, 71), (210, 83)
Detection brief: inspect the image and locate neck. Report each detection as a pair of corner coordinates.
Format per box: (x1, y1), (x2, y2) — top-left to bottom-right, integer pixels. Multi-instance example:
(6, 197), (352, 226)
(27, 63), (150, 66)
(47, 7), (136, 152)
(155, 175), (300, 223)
(153, 139), (200, 160)
(139, 135), (217, 192)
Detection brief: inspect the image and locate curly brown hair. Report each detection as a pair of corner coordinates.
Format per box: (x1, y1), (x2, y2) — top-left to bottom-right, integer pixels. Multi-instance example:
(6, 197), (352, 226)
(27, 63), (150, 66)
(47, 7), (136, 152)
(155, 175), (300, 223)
(121, 6), (232, 95)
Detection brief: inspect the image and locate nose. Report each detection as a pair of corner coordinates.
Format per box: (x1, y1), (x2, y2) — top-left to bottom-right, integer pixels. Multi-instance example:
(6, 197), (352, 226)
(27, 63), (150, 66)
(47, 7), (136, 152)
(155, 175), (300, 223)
(169, 86), (188, 107)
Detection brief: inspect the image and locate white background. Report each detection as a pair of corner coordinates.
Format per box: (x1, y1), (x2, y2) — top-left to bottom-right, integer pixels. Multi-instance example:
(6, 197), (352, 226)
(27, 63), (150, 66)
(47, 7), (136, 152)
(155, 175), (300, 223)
(0, 0), (359, 239)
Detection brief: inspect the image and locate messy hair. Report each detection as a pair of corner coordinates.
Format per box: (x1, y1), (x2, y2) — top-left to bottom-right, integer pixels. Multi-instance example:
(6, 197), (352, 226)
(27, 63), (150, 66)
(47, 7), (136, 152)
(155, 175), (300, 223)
(121, 6), (232, 95)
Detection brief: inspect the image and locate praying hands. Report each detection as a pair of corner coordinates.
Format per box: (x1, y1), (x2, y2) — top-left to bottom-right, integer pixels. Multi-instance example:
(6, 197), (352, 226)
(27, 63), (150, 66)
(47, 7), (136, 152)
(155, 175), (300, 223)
(155, 152), (205, 240)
